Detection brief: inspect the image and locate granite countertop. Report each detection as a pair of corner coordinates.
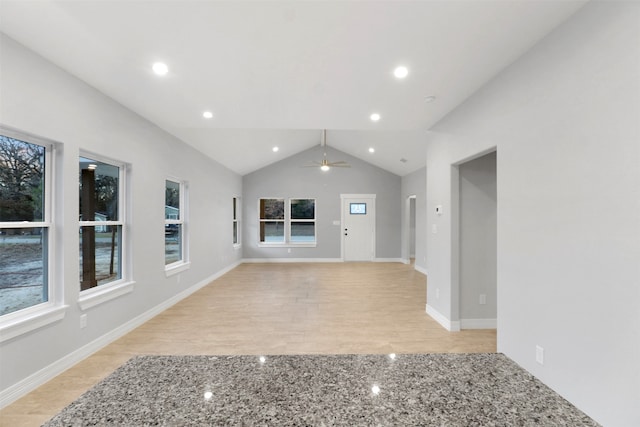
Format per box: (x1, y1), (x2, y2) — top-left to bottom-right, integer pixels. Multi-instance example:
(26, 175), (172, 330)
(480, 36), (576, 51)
(44, 353), (600, 426)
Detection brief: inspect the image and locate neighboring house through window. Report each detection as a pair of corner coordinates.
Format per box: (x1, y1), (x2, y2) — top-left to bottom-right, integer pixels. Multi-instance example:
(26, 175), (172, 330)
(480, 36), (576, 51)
(165, 178), (189, 275)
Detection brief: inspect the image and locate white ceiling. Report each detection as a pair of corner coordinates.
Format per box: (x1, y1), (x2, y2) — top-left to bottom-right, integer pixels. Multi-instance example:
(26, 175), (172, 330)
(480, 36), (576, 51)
(0, 0), (586, 176)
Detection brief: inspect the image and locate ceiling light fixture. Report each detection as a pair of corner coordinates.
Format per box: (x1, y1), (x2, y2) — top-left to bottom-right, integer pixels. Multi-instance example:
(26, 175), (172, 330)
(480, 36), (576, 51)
(394, 66), (409, 79)
(368, 148), (375, 153)
(202, 111), (213, 119)
(152, 62), (169, 76)
(370, 113), (381, 122)
(272, 146), (279, 152)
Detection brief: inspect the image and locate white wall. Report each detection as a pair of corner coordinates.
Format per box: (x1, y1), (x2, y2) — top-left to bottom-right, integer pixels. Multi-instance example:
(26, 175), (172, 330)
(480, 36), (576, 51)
(401, 167), (427, 273)
(0, 35), (242, 398)
(458, 152), (496, 327)
(242, 145), (402, 260)
(425, 2), (640, 426)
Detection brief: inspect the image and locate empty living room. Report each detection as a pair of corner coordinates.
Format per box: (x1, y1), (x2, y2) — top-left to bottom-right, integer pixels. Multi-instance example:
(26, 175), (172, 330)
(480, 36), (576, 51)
(0, 1), (638, 426)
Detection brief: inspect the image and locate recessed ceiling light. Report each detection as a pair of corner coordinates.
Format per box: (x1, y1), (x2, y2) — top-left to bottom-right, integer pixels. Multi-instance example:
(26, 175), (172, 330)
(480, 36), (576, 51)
(203, 111), (213, 119)
(424, 95), (436, 103)
(394, 66), (409, 79)
(371, 385), (381, 395)
(370, 113), (381, 122)
(152, 62), (169, 76)
(272, 146), (279, 152)
(368, 147), (375, 153)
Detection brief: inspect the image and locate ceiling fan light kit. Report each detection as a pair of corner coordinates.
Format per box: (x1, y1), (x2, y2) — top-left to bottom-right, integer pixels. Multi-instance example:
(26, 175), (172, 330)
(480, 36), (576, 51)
(304, 129), (351, 171)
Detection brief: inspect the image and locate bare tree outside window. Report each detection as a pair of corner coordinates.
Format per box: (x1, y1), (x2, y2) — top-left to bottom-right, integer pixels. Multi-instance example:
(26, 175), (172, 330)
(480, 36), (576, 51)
(0, 134), (49, 316)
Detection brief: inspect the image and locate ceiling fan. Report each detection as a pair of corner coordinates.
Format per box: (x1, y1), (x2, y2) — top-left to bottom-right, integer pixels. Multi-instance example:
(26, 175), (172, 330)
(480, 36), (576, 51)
(304, 129), (350, 171)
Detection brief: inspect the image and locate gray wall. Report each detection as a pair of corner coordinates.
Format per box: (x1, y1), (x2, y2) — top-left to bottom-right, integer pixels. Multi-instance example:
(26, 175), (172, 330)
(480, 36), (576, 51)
(401, 167), (426, 272)
(0, 35), (242, 393)
(425, 2), (639, 426)
(458, 152), (496, 325)
(242, 145), (401, 260)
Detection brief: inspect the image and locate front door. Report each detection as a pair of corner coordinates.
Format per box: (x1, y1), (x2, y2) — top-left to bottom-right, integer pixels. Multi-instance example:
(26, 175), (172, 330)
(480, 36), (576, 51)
(342, 195), (375, 261)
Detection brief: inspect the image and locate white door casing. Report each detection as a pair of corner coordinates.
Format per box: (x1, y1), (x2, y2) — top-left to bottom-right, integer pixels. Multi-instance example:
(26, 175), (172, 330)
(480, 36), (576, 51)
(341, 194), (376, 261)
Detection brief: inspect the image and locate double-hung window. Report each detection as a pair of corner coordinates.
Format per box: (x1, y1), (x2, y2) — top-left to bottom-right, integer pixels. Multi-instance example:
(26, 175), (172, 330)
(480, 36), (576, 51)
(233, 196), (240, 246)
(79, 154), (126, 292)
(259, 198), (316, 245)
(259, 198), (285, 243)
(290, 199), (316, 243)
(165, 179), (189, 274)
(0, 132), (52, 317)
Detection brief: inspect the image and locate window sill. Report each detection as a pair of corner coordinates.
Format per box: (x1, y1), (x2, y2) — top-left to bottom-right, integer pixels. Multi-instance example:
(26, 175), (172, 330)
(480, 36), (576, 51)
(78, 280), (135, 311)
(257, 243), (317, 248)
(165, 261), (191, 277)
(0, 304), (68, 343)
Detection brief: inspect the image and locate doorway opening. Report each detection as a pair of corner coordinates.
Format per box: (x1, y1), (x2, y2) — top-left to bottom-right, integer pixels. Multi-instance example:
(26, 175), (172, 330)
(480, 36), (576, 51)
(453, 150), (497, 330)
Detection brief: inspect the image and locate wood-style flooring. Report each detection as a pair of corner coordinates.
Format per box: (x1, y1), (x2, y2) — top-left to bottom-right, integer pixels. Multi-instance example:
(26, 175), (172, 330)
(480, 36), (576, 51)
(0, 262), (496, 427)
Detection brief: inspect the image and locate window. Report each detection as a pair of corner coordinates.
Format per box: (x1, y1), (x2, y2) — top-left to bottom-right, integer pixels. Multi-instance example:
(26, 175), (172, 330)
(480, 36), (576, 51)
(350, 203), (367, 215)
(259, 198), (284, 243)
(233, 196), (240, 246)
(79, 155), (125, 291)
(165, 179), (188, 273)
(0, 133), (51, 316)
(290, 198), (315, 243)
(259, 198), (316, 245)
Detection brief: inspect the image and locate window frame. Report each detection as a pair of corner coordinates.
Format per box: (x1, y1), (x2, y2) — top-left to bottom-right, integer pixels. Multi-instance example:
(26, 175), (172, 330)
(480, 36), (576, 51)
(77, 150), (134, 310)
(258, 197), (317, 247)
(258, 197), (285, 245)
(164, 177), (190, 276)
(233, 196), (241, 248)
(0, 126), (66, 343)
(289, 198), (316, 245)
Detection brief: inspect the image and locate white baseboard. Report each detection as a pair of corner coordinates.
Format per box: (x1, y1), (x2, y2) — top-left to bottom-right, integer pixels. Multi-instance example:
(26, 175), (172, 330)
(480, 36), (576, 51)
(426, 304), (460, 332)
(0, 260), (241, 409)
(242, 258), (343, 263)
(374, 258), (404, 263)
(460, 318), (497, 329)
(414, 265), (428, 276)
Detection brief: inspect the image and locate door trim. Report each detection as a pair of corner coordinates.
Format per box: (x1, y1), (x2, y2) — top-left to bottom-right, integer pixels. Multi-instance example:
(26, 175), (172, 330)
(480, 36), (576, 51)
(340, 194), (376, 261)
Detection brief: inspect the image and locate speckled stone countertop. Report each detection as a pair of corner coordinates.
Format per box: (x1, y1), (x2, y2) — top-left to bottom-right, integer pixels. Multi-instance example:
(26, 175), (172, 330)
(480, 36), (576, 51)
(44, 353), (599, 426)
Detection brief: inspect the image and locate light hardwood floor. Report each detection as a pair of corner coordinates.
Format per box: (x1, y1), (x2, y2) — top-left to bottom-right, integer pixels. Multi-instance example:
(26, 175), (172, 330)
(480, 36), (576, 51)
(0, 262), (496, 426)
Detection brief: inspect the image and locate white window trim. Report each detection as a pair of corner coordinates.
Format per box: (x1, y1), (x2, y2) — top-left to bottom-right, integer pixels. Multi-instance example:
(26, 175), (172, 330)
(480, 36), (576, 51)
(78, 150), (134, 308)
(233, 196), (241, 248)
(165, 178), (190, 275)
(0, 126), (67, 340)
(257, 197), (317, 247)
(289, 198), (317, 245)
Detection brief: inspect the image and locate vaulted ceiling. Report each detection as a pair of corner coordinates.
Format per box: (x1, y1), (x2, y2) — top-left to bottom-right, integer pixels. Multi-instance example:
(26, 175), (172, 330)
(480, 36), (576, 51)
(0, 0), (586, 176)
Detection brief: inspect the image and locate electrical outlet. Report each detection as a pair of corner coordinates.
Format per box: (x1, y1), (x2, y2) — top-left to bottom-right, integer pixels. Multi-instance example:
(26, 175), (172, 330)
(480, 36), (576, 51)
(436, 288), (440, 300)
(536, 345), (544, 365)
(287, 248), (292, 253)
(479, 294), (486, 305)
(80, 314), (87, 329)
(432, 224), (438, 234)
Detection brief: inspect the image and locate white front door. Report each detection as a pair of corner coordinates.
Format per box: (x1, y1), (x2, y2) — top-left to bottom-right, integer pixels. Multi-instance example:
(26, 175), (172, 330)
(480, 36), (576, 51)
(342, 195), (375, 261)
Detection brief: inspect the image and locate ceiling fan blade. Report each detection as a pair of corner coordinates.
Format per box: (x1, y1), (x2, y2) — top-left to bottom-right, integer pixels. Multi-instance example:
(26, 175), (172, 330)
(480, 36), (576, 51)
(328, 161), (350, 166)
(329, 164), (351, 168)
